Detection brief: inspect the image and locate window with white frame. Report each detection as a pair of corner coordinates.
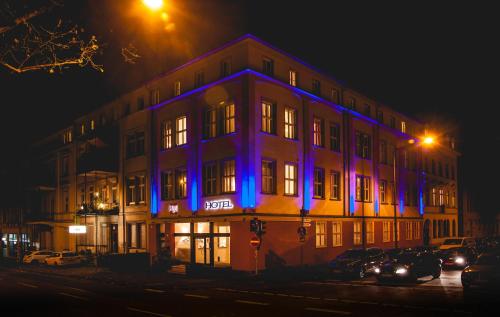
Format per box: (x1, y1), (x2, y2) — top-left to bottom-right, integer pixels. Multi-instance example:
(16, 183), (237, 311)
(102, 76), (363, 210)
(313, 167), (325, 199)
(414, 222), (421, 239)
(332, 221), (342, 246)
(261, 160), (276, 194)
(161, 121), (173, 150)
(150, 89), (160, 106)
(383, 221), (391, 242)
(284, 163), (298, 196)
(284, 107), (297, 139)
(329, 123), (340, 152)
(222, 160), (236, 193)
(224, 103), (235, 134)
(176, 116), (187, 146)
(315, 222), (327, 248)
(406, 222), (413, 240)
(353, 222), (362, 245)
(289, 70), (297, 86)
(380, 180), (387, 203)
(355, 175), (371, 202)
(313, 118), (324, 147)
(330, 171), (340, 200)
(174, 81), (181, 96)
(261, 100), (276, 134)
(367, 221), (374, 244)
(203, 109), (217, 139)
(401, 121), (406, 133)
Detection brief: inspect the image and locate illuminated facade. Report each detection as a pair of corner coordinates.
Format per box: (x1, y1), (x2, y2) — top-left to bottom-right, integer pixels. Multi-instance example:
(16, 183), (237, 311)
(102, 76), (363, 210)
(28, 35), (459, 270)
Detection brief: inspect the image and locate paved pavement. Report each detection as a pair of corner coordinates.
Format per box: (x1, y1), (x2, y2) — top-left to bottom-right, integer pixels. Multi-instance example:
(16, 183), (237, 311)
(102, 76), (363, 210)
(0, 265), (497, 316)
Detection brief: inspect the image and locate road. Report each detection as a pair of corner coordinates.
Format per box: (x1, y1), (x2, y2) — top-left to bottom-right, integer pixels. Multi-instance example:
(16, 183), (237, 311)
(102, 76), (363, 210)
(0, 266), (496, 316)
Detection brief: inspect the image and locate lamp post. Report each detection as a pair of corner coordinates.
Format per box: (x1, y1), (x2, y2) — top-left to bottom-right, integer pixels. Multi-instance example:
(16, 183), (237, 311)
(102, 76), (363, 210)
(393, 136), (434, 249)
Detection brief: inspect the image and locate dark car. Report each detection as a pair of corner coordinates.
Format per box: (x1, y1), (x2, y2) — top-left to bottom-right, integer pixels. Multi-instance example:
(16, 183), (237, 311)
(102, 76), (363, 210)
(329, 248), (385, 279)
(461, 252), (500, 294)
(376, 249), (442, 282)
(438, 247), (476, 269)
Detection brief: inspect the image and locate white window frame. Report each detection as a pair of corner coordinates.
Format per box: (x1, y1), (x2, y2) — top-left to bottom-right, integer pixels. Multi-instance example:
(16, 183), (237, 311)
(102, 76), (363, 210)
(315, 222), (327, 248)
(332, 221), (342, 247)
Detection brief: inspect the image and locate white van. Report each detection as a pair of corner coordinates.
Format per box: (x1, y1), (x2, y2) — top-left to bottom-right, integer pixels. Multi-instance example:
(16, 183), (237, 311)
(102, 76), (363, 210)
(439, 237), (476, 250)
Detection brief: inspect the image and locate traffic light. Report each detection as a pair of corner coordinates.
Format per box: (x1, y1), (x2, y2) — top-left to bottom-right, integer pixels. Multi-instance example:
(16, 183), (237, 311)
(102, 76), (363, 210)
(250, 218), (259, 233)
(260, 221), (267, 235)
(297, 226), (306, 242)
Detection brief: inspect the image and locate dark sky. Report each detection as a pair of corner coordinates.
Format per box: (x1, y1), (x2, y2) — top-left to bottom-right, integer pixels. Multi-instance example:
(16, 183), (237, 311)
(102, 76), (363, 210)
(1, 1), (497, 217)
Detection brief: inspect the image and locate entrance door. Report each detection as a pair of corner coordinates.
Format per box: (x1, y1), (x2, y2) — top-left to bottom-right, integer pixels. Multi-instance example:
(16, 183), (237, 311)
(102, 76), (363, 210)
(110, 224), (118, 253)
(195, 237), (211, 265)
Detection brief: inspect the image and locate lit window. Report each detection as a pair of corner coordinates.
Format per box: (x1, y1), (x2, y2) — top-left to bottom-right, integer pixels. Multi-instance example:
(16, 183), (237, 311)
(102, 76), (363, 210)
(355, 175), (371, 202)
(284, 107), (297, 139)
(332, 221), (342, 247)
(289, 70), (297, 86)
(330, 171), (340, 200)
(81, 123), (85, 135)
(161, 121), (173, 150)
(150, 89), (160, 106)
(431, 187), (437, 206)
(313, 118), (324, 147)
(380, 180), (387, 203)
(353, 222), (362, 245)
(222, 160), (236, 193)
(176, 116), (187, 146)
(367, 221), (374, 244)
(401, 121), (406, 133)
(224, 103), (235, 134)
(315, 222), (327, 248)
(176, 169), (187, 199)
(284, 163), (297, 196)
(406, 222), (413, 240)
(138, 175), (146, 203)
(313, 167), (325, 199)
(90, 120), (95, 131)
(383, 221), (391, 242)
(439, 188), (444, 206)
(174, 81), (181, 96)
(127, 177), (136, 205)
(261, 100), (275, 134)
(261, 160), (276, 194)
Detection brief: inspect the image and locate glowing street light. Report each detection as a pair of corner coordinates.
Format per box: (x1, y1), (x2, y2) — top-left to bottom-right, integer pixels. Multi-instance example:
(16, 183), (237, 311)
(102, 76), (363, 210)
(143, 0), (164, 10)
(423, 136), (435, 146)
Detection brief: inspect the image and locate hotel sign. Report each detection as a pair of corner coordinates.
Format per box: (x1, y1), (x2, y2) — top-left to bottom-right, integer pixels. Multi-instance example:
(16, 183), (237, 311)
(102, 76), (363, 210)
(205, 199), (234, 210)
(69, 225), (87, 234)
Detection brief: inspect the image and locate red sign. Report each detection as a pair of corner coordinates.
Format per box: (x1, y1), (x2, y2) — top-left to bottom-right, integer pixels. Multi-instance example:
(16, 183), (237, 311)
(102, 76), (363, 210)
(250, 236), (260, 247)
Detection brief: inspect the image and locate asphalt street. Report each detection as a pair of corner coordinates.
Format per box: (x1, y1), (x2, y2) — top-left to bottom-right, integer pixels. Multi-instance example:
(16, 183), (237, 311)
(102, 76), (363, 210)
(0, 266), (497, 317)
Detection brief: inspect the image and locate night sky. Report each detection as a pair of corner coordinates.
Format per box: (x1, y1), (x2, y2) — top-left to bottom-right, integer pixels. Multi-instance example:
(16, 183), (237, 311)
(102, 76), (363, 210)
(1, 1), (497, 218)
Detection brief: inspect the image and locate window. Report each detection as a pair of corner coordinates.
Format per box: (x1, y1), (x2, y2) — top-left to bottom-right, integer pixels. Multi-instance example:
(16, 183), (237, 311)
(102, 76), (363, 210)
(330, 171), (340, 200)
(329, 123), (340, 152)
(315, 222), (327, 248)
(396, 222), (400, 241)
(61, 156), (69, 177)
(364, 104), (371, 117)
(150, 89), (160, 106)
(284, 107), (297, 139)
(80, 123), (85, 136)
(220, 58), (232, 77)
(161, 121), (173, 150)
(312, 79), (321, 95)
(176, 169), (187, 199)
(194, 71), (204, 88)
(137, 96), (145, 110)
(445, 163), (449, 178)
(376, 110), (384, 123)
(451, 190), (456, 208)
(414, 222), (421, 239)
(161, 171), (174, 200)
(313, 167), (325, 199)
(63, 130), (72, 144)
(355, 175), (371, 202)
(383, 221), (391, 242)
(438, 162), (443, 177)
(445, 190), (450, 207)
(124, 103), (131, 116)
(379, 140), (388, 164)
(262, 57), (274, 76)
(348, 97), (356, 110)
(402, 150), (409, 169)
(451, 165), (455, 180)
(401, 121), (406, 133)
(63, 189), (69, 212)
(222, 160), (236, 193)
(355, 132), (371, 159)
(439, 188), (444, 206)
(353, 222), (362, 245)
(203, 109), (217, 139)
(126, 131), (145, 158)
(224, 103), (235, 134)
(173, 81), (181, 96)
(313, 118), (324, 147)
(261, 100), (276, 134)
(332, 222), (342, 246)
(330, 88), (339, 103)
(380, 180), (387, 203)
(431, 187), (437, 206)
(367, 221), (374, 244)
(289, 70), (297, 86)
(261, 160), (276, 194)
(126, 175), (146, 205)
(203, 163), (217, 196)
(390, 116), (396, 129)
(404, 187), (410, 206)
(176, 116), (187, 146)
(406, 222), (413, 240)
(284, 163), (298, 196)
(90, 119), (95, 131)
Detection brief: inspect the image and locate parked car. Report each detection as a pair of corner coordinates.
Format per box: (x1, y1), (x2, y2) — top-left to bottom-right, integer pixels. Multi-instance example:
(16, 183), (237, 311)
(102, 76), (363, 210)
(438, 247), (477, 269)
(461, 252), (500, 294)
(376, 249), (442, 282)
(22, 250), (53, 264)
(439, 237), (475, 250)
(44, 251), (82, 266)
(329, 248), (385, 279)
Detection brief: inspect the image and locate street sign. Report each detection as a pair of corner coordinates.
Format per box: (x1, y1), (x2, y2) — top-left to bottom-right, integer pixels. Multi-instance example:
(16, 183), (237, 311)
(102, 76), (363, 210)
(69, 225), (86, 234)
(250, 236), (260, 247)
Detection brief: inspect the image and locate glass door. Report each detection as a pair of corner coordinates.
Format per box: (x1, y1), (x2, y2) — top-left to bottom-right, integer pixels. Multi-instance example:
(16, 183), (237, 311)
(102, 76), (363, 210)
(195, 237), (211, 265)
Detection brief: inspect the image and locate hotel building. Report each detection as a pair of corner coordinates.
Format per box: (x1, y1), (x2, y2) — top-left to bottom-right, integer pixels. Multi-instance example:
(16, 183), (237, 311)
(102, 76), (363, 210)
(27, 35), (459, 271)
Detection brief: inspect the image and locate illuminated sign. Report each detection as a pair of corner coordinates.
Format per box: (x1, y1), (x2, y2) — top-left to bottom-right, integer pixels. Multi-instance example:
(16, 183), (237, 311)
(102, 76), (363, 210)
(168, 204), (179, 214)
(69, 225), (87, 234)
(205, 199), (234, 210)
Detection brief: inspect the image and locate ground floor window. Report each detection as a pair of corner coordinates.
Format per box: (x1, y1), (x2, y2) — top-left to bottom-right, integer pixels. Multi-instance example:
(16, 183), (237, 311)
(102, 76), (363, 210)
(383, 221), (391, 242)
(414, 222), (421, 239)
(353, 222), (362, 245)
(332, 221), (342, 247)
(315, 222), (327, 248)
(406, 222), (413, 240)
(366, 221), (374, 244)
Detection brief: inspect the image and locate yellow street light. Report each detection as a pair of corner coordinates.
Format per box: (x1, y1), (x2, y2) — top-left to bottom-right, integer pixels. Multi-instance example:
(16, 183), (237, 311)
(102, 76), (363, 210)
(423, 136), (435, 146)
(143, 0), (164, 10)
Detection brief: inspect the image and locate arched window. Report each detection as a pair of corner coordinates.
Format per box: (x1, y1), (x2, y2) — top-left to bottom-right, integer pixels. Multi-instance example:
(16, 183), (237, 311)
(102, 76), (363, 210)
(452, 220), (456, 237)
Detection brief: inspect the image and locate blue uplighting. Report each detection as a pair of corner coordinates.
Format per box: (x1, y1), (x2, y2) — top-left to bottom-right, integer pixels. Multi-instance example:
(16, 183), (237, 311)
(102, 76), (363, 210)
(190, 179), (198, 211)
(150, 178), (158, 215)
(374, 199), (379, 214)
(350, 196), (355, 215)
(399, 199), (404, 214)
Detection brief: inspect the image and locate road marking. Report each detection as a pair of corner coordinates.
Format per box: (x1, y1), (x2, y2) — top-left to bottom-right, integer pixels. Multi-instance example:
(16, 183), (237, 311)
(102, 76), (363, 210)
(65, 287), (89, 293)
(184, 294), (209, 299)
(59, 292), (88, 301)
(305, 307), (351, 315)
(339, 299), (358, 304)
(235, 300), (270, 306)
(358, 301), (378, 305)
(325, 298), (339, 301)
(18, 282), (38, 288)
(263, 292), (274, 296)
(289, 295), (304, 298)
(127, 307), (171, 317)
(144, 288), (166, 293)
(307, 297), (321, 300)
(277, 293), (289, 297)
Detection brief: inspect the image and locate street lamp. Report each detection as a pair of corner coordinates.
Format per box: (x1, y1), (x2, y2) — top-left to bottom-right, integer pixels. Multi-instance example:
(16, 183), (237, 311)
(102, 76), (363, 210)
(142, 0), (164, 11)
(393, 135), (435, 248)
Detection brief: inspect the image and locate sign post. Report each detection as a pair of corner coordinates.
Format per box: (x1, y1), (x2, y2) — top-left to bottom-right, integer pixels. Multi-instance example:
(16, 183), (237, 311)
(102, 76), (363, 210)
(250, 236), (261, 275)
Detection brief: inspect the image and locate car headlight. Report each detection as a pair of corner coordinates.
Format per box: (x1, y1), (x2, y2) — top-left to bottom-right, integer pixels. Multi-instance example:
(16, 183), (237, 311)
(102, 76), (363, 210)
(455, 257), (465, 265)
(395, 267), (408, 275)
(374, 267), (381, 274)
